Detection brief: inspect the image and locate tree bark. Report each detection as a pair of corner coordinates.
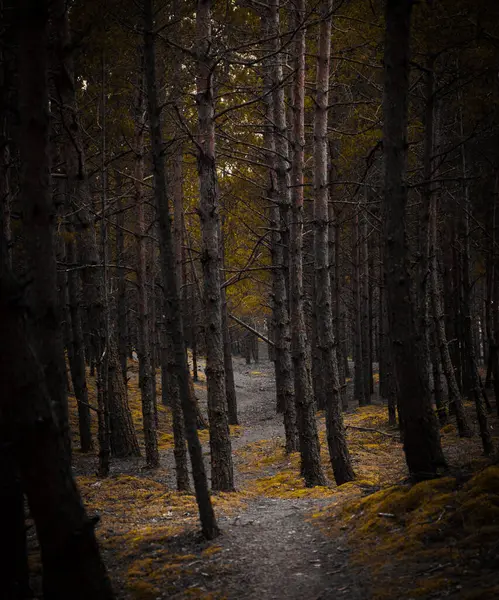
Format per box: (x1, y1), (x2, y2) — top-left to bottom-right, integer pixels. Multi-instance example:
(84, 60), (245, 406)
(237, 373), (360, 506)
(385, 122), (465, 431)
(382, 0), (446, 480)
(290, 0), (326, 487)
(0, 272), (115, 599)
(143, 0), (219, 538)
(360, 209), (371, 404)
(313, 0), (354, 484)
(21, 0), (70, 459)
(264, 1), (298, 452)
(195, 0), (234, 492)
(220, 223), (239, 425)
(134, 72), (159, 468)
(66, 229), (93, 452)
(352, 211), (364, 404)
(108, 341), (141, 457)
(116, 188), (128, 386)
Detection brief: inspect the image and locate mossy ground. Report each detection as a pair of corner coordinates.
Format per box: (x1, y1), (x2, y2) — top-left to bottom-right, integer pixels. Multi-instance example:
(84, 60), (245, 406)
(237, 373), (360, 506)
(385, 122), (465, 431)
(236, 405), (405, 502)
(66, 363), (243, 598)
(62, 361), (499, 599)
(315, 404), (499, 600)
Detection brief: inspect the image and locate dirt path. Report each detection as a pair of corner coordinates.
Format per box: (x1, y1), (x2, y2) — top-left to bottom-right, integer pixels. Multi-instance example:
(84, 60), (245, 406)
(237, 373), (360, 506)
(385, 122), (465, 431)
(213, 497), (367, 600)
(193, 356), (368, 600)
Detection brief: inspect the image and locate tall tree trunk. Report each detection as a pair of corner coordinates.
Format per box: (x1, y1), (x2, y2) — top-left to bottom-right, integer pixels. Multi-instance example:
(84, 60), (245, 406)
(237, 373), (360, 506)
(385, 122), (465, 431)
(459, 116), (493, 454)
(195, 0), (234, 492)
(360, 209), (371, 404)
(352, 211), (364, 403)
(143, 0), (219, 538)
(116, 188), (128, 386)
(6, 2), (115, 593)
(21, 0), (70, 459)
(108, 340), (141, 457)
(134, 73), (159, 468)
(266, 0), (297, 452)
(382, 0), (446, 480)
(220, 224), (238, 425)
(96, 53), (111, 478)
(331, 204), (348, 411)
(313, 0), (354, 484)
(66, 230), (93, 452)
(0, 271), (115, 599)
(427, 115), (471, 435)
(290, 0), (326, 487)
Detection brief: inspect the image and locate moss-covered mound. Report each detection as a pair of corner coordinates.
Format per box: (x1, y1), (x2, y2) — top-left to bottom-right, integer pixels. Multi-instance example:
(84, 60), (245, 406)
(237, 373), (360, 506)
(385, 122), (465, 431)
(321, 466), (499, 599)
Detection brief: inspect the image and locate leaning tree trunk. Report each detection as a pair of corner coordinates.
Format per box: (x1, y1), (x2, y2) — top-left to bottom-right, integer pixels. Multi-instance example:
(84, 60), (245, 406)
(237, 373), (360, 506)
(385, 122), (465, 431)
(195, 0), (234, 492)
(290, 0), (326, 487)
(313, 0), (354, 485)
(382, 0), (446, 480)
(143, 0), (219, 539)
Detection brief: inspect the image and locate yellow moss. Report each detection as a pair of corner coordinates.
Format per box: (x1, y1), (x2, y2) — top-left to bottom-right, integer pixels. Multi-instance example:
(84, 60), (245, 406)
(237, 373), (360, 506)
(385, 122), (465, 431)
(410, 577), (449, 597)
(202, 545), (223, 557)
(230, 425), (244, 437)
(128, 580), (160, 600)
(465, 466), (499, 496)
(317, 465), (499, 600)
(456, 493), (499, 527)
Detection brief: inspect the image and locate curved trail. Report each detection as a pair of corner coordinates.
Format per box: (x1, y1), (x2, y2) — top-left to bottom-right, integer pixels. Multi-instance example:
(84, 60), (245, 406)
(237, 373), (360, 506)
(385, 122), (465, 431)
(194, 354), (368, 600)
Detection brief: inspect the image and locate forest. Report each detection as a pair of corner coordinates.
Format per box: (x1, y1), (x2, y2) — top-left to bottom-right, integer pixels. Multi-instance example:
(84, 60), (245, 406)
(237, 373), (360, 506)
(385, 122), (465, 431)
(2, 0), (499, 598)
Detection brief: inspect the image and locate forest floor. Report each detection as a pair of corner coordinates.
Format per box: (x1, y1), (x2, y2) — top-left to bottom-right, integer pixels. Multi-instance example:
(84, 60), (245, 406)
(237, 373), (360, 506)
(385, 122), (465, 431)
(36, 355), (499, 600)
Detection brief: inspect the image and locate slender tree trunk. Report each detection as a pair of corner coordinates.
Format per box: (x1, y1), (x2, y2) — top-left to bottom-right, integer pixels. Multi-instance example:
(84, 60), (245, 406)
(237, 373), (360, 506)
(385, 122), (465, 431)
(195, 0), (234, 492)
(96, 54), (111, 478)
(429, 195), (471, 436)
(290, 0), (326, 487)
(360, 209), (371, 404)
(382, 0), (446, 480)
(352, 211), (364, 403)
(220, 223), (238, 425)
(313, 0), (354, 484)
(66, 230), (93, 452)
(116, 180), (128, 386)
(459, 117), (493, 454)
(143, 0), (219, 538)
(265, 2), (298, 452)
(331, 205), (348, 410)
(134, 73), (159, 468)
